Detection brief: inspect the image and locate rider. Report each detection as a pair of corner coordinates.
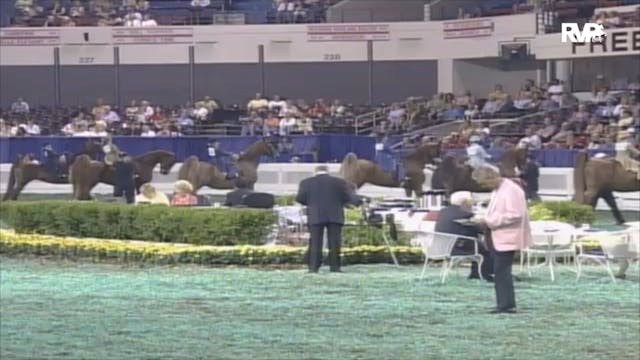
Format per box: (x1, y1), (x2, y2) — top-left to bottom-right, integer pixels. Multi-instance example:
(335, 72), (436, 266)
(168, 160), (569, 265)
(102, 134), (120, 166)
(466, 135), (493, 170)
(41, 143), (66, 179)
(615, 127), (640, 180)
(207, 140), (238, 180)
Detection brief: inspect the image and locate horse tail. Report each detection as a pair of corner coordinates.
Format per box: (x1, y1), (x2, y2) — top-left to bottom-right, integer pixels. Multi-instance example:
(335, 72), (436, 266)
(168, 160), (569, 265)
(573, 151), (588, 203)
(340, 153), (358, 178)
(69, 154), (91, 185)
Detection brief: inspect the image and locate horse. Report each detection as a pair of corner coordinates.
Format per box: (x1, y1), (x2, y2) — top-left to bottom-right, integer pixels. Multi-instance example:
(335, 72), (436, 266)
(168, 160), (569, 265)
(70, 150), (177, 200)
(573, 151), (640, 224)
(431, 146), (528, 194)
(2, 140), (102, 201)
(340, 142), (441, 197)
(177, 139), (277, 193)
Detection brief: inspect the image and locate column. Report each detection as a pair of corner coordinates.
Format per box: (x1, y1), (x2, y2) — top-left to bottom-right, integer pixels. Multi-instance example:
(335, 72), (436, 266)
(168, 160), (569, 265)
(437, 59), (453, 94)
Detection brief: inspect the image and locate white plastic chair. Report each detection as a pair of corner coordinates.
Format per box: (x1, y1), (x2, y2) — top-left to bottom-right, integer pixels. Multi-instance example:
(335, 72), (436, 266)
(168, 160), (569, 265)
(413, 231), (483, 284)
(525, 221), (576, 281)
(576, 232), (631, 283)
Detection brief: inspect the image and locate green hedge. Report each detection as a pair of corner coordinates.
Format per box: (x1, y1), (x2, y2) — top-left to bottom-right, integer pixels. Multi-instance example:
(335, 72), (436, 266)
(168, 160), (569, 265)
(0, 201), (276, 246)
(0, 230), (424, 266)
(529, 201), (596, 224)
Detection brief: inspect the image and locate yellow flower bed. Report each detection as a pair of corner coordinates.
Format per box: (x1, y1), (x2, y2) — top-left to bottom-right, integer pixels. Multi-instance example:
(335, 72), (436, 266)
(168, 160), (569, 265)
(0, 230), (424, 266)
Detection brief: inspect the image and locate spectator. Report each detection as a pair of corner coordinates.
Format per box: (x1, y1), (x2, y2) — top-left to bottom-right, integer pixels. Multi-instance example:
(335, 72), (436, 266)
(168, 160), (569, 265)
(537, 116), (557, 141)
(103, 107), (121, 125)
(268, 95), (288, 114)
(141, 14), (157, 27)
(69, 0), (85, 17)
(94, 120), (109, 137)
(309, 99), (328, 117)
(92, 98), (109, 120)
(247, 93), (268, 113)
(0, 119), (11, 137)
(550, 122), (574, 148)
(141, 100), (154, 121)
(585, 118), (605, 139)
(263, 113), (280, 135)
(140, 125), (156, 137)
(125, 100), (138, 121)
(136, 183), (170, 206)
(293, 1), (307, 22)
(11, 97), (30, 114)
(241, 111), (261, 136)
(514, 81), (536, 110)
(520, 153), (540, 201)
(279, 113), (297, 136)
(170, 180), (198, 206)
(518, 127), (542, 150)
(546, 79), (564, 105)
(387, 103), (405, 131)
(297, 116), (314, 135)
(123, 7), (142, 27)
(23, 119), (41, 136)
(202, 96), (219, 113)
(592, 75), (610, 101)
(193, 101), (209, 121)
(482, 84), (510, 114)
(277, 0), (289, 23)
(614, 97), (631, 119)
(539, 94), (559, 112)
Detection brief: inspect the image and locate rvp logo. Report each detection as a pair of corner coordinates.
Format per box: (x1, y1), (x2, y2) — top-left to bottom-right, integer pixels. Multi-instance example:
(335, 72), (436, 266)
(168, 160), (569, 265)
(561, 23), (606, 43)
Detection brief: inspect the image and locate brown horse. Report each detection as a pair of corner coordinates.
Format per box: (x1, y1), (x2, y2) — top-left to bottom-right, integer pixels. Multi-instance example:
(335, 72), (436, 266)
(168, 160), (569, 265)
(2, 140), (102, 201)
(177, 139), (277, 192)
(340, 142), (441, 197)
(431, 146), (528, 194)
(70, 150), (177, 200)
(573, 151), (640, 224)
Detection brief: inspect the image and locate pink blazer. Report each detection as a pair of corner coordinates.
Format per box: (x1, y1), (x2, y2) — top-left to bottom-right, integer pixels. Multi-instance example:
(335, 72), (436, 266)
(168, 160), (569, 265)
(485, 178), (532, 252)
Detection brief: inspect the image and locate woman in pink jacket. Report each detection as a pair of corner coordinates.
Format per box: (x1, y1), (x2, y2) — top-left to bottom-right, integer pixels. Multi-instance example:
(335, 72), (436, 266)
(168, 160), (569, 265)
(471, 166), (532, 314)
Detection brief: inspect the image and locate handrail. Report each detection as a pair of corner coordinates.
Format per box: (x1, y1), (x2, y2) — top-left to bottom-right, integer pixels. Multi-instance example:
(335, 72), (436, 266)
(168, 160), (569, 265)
(354, 96), (426, 135)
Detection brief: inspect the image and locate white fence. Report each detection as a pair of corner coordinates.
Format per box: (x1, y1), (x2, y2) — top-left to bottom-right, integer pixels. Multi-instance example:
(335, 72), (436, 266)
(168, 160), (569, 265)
(0, 163), (638, 210)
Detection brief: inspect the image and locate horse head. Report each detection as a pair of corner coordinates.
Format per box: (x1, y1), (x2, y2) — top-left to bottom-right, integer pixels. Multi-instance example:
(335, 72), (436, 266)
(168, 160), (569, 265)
(241, 139), (278, 161)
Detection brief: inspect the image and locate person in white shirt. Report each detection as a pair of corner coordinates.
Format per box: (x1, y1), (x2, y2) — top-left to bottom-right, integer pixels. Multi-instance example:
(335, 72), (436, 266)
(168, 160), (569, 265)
(123, 9), (142, 27)
(193, 101), (209, 121)
(268, 95), (287, 114)
(141, 125), (156, 137)
(141, 14), (157, 27)
(61, 121), (75, 136)
(191, 0), (211, 7)
(23, 120), (41, 136)
(141, 101), (154, 120)
(279, 114), (297, 136)
(518, 128), (542, 150)
(466, 135), (493, 169)
(277, 0), (288, 22)
(103, 109), (121, 124)
(547, 79), (564, 105)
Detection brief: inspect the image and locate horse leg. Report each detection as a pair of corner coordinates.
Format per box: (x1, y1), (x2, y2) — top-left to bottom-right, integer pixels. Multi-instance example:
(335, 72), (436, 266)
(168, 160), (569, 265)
(599, 189), (626, 225)
(9, 180), (28, 200)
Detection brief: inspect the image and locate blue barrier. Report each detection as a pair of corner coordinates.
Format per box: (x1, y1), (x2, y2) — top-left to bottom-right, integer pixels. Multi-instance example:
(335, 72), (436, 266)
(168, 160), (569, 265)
(0, 135), (376, 164)
(0, 136), (616, 167)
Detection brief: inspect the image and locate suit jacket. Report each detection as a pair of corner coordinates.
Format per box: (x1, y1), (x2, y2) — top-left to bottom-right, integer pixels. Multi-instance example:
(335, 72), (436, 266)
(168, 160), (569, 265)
(114, 159), (135, 189)
(296, 173), (361, 225)
(434, 205), (479, 240)
(225, 188), (253, 207)
(485, 178), (532, 252)
(520, 160), (539, 192)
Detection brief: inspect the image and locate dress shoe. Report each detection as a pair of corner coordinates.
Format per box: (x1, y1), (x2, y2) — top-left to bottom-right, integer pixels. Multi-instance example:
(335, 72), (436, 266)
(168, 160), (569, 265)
(468, 273), (481, 280)
(615, 274), (626, 280)
(308, 269), (319, 274)
(489, 308), (517, 314)
(330, 269), (343, 273)
(484, 275), (495, 283)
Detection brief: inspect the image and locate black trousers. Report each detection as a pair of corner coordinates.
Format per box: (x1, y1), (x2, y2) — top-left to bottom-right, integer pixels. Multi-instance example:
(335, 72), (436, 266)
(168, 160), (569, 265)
(308, 223), (342, 272)
(492, 250), (516, 310)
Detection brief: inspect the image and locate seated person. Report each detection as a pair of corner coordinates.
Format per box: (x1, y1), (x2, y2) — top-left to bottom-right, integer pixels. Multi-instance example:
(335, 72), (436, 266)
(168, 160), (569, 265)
(41, 143), (66, 179)
(482, 84), (510, 114)
(550, 122), (575, 148)
(224, 179), (253, 207)
(136, 183), (170, 206)
(513, 82), (536, 110)
(170, 180), (198, 207)
(434, 191), (494, 281)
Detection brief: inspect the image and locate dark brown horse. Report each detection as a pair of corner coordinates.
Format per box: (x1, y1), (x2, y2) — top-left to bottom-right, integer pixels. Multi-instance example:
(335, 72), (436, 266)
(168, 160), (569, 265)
(177, 139), (277, 192)
(340, 142), (441, 197)
(2, 140), (102, 201)
(70, 150), (177, 200)
(431, 146), (528, 194)
(573, 151), (640, 224)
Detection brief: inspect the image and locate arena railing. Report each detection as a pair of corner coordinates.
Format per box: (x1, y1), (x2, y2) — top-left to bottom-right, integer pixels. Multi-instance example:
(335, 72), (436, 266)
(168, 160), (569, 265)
(354, 96), (426, 135)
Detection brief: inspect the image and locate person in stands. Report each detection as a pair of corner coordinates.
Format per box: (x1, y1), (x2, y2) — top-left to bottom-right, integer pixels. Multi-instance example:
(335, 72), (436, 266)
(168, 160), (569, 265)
(466, 135), (493, 170)
(170, 180), (198, 206)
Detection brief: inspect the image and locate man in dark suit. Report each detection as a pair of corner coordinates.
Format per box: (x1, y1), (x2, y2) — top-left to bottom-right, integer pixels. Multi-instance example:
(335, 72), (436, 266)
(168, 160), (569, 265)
(434, 191), (494, 281)
(114, 152), (136, 204)
(224, 179), (253, 207)
(520, 152), (540, 201)
(296, 165), (361, 273)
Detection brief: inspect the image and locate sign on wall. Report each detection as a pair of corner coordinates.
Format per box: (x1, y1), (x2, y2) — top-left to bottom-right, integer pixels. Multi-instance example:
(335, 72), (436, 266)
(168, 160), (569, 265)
(534, 27), (640, 59)
(112, 27), (194, 45)
(0, 29), (61, 46)
(443, 19), (494, 39)
(307, 24), (390, 42)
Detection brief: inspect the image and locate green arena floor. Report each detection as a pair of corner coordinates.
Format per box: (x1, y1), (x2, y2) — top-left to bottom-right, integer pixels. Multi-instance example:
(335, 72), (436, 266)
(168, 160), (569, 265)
(1, 257), (638, 360)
